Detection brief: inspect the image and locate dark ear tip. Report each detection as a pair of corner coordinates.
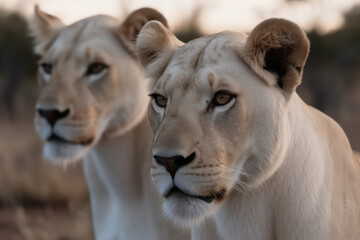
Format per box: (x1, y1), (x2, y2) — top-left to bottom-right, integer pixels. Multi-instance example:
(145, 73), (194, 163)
(138, 8), (168, 28)
(120, 8), (168, 42)
(254, 18), (303, 35)
(248, 18), (309, 50)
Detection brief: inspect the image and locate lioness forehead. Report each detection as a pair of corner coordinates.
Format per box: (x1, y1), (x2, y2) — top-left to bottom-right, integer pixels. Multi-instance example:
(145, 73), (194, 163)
(152, 31), (248, 92)
(43, 15), (119, 60)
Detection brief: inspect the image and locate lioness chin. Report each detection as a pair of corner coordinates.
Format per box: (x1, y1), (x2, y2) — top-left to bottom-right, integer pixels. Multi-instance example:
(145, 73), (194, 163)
(136, 18), (360, 239)
(31, 5), (189, 240)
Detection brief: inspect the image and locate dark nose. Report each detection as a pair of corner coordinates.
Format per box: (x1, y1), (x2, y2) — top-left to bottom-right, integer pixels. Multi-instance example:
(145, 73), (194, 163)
(154, 152), (196, 178)
(37, 108), (70, 127)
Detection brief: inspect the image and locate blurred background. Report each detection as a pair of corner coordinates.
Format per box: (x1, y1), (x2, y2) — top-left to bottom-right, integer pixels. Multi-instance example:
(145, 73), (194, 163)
(0, 0), (359, 239)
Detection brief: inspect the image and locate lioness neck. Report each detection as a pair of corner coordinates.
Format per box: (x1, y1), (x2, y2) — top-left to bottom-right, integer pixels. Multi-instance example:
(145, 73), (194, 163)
(84, 116), (188, 240)
(83, 116), (150, 239)
(87, 115), (151, 195)
(202, 94), (360, 240)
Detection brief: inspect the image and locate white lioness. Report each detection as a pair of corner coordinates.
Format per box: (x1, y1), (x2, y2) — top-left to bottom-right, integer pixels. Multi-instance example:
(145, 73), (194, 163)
(31, 6), (189, 240)
(136, 19), (360, 239)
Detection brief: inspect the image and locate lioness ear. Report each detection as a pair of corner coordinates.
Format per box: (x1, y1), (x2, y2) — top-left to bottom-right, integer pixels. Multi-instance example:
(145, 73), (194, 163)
(242, 18), (309, 94)
(119, 8), (168, 43)
(136, 20), (183, 68)
(30, 4), (64, 54)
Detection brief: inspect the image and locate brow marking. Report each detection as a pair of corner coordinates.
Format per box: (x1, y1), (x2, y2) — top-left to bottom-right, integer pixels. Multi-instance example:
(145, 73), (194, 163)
(208, 73), (215, 87)
(85, 46), (92, 59)
(162, 74), (171, 89)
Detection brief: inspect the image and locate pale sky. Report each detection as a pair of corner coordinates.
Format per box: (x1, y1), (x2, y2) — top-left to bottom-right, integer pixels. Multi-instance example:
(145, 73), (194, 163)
(1, 0), (360, 34)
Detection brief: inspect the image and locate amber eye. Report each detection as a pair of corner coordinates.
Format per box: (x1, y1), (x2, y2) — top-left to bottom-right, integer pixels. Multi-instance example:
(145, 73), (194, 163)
(87, 63), (107, 75)
(213, 91), (234, 106)
(151, 94), (168, 108)
(41, 63), (52, 74)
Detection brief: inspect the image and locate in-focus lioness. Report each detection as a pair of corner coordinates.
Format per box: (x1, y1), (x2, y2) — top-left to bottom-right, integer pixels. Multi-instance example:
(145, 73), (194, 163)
(136, 19), (360, 239)
(31, 5), (189, 240)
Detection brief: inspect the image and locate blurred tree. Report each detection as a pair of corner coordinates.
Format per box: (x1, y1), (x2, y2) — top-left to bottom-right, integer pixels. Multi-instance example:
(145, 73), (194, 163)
(0, 9), (37, 116)
(174, 5), (204, 43)
(300, 4), (360, 114)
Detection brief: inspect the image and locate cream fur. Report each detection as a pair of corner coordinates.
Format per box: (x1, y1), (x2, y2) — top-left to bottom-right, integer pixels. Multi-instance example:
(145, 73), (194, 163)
(137, 19), (360, 239)
(31, 6), (189, 239)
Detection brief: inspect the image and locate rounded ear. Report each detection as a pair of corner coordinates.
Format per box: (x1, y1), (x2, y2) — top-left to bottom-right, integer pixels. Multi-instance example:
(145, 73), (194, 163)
(242, 18), (310, 94)
(30, 4), (64, 54)
(119, 8), (169, 43)
(136, 20), (183, 68)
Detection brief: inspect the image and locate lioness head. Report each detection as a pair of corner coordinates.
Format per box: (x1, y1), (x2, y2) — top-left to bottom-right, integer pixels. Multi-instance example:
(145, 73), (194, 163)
(31, 6), (168, 164)
(137, 19), (309, 226)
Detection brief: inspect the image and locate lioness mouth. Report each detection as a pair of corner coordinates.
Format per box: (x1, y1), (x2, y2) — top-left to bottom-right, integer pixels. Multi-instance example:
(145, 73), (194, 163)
(165, 186), (225, 203)
(47, 134), (93, 146)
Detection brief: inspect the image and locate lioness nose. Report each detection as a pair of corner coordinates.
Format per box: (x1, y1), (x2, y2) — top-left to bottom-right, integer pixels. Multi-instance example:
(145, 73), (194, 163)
(37, 108), (70, 127)
(154, 152), (196, 178)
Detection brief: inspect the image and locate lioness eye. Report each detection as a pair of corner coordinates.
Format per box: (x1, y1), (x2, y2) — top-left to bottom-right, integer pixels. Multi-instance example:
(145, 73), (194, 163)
(41, 63), (52, 74)
(213, 91), (234, 106)
(87, 63), (107, 75)
(151, 94), (167, 108)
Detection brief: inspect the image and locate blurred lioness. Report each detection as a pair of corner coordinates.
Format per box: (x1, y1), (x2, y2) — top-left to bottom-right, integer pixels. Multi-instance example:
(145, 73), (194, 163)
(31, 5), (189, 240)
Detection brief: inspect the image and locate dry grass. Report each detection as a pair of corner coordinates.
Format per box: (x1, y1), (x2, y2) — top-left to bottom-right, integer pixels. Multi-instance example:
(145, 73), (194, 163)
(0, 204), (92, 240)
